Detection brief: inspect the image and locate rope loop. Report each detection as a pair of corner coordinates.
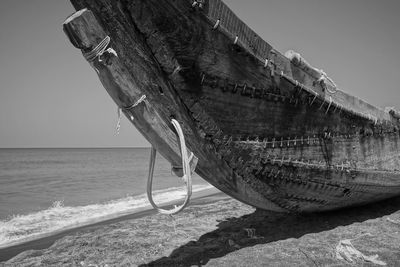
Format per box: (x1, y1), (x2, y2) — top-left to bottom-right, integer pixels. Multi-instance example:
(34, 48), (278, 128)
(146, 119), (197, 215)
(83, 36), (118, 63)
(124, 95), (147, 110)
(318, 69), (338, 94)
(115, 95), (147, 134)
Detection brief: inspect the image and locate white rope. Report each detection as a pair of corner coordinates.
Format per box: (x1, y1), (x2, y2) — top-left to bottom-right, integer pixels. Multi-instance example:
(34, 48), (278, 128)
(124, 95), (147, 110)
(325, 96), (333, 114)
(264, 59), (269, 68)
(320, 69), (337, 87)
(310, 94), (318, 106)
(116, 107), (121, 135)
(146, 119), (195, 215)
(116, 95), (147, 134)
(192, 0), (204, 8)
(213, 19), (220, 30)
(83, 36), (118, 62)
(234, 36), (239, 45)
(319, 69), (338, 94)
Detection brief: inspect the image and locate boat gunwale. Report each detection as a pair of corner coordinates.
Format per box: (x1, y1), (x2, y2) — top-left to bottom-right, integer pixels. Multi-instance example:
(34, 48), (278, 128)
(195, 1), (396, 126)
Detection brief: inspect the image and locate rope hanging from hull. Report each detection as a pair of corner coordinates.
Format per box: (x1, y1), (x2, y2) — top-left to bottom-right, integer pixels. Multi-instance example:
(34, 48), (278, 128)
(147, 119), (197, 215)
(285, 50), (337, 94)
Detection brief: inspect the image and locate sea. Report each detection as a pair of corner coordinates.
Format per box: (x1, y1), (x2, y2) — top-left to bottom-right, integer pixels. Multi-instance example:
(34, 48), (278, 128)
(0, 148), (213, 248)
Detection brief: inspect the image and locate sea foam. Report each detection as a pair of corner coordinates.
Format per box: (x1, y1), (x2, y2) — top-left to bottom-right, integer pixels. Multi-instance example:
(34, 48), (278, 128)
(0, 184), (214, 248)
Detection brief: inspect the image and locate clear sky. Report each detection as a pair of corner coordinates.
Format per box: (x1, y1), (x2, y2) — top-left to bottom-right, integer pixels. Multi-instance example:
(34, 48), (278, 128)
(0, 0), (399, 148)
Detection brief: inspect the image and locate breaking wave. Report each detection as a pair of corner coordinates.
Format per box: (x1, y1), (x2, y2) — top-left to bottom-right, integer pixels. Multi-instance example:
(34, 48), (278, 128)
(0, 184), (214, 248)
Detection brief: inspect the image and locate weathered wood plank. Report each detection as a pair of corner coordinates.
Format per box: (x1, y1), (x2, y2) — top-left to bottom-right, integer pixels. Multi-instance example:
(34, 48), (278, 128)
(63, 0), (400, 212)
(64, 7), (287, 212)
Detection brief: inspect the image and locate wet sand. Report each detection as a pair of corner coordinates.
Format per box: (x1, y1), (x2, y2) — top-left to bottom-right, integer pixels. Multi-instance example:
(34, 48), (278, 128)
(1, 193), (400, 266)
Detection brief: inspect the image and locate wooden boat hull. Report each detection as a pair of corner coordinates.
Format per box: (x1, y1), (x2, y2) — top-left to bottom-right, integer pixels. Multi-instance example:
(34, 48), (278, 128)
(64, 0), (400, 212)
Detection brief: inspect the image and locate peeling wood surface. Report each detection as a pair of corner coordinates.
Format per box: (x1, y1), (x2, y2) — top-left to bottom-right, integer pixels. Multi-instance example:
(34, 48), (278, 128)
(64, 0), (400, 212)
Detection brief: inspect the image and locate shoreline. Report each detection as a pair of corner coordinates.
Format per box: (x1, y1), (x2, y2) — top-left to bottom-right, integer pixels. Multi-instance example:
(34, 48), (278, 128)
(0, 187), (225, 262)
(2, 194), (400, 266)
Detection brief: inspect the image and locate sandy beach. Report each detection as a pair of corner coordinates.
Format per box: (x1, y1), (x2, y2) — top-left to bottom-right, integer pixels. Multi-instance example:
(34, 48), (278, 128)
(1, 191), (400, 266)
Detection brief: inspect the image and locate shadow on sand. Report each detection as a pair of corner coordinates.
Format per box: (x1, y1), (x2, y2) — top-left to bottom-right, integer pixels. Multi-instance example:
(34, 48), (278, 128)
(142, 196), (400, 266)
